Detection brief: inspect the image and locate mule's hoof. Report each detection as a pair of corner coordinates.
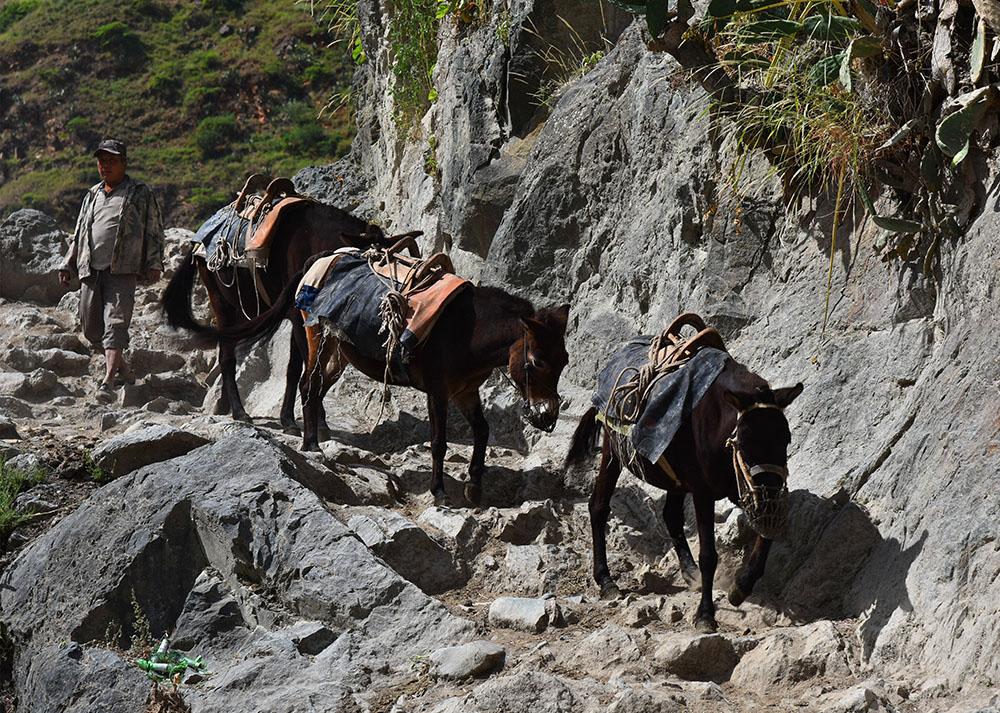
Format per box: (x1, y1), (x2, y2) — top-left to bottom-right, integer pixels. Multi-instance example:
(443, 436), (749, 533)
(694, 615), (718, 634)
(433, 489), (451, 507)
(728, 585), (746, 608)
(317, 428), (332, 443)
(301, 440), (321, 453)
(282, 425), (301, 436)
(599, 581), (622, 601)
(464, 483), (482, 507)
(232, 412), (252, 423)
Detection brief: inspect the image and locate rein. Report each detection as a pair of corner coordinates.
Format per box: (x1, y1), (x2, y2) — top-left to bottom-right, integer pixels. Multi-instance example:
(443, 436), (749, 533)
(727, 402), (790, 538)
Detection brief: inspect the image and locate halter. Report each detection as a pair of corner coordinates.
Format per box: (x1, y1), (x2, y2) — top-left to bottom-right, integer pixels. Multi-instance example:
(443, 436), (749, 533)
(496, 330), (533, 404)
(726, 402), (790, 539)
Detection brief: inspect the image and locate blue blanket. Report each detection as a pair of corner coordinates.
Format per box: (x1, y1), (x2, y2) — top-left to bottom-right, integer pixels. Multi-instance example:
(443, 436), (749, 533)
(190, 200), (280, 264)
(593, 340), (730, 464)
(296, 254), (405, 370)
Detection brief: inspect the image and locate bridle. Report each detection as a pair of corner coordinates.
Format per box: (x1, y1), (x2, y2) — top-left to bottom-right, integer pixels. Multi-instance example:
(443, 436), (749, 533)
(726, 402), (790, 538)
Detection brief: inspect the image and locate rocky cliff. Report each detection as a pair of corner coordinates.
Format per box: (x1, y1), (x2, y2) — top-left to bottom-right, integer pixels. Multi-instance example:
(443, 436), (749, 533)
(0, 1), (998, 712)
(302, 0), (1000, 697)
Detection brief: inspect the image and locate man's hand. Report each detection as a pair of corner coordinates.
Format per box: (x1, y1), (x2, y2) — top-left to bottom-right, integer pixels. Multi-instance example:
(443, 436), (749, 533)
(142, 268), (162, 285)
(58, 269), (71, 287)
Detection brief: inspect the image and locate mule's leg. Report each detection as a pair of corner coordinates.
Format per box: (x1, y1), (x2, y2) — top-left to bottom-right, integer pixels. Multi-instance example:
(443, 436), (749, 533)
(300, 325), (335, 451)
(199, 262), (250, 422)
(664, 491), (699, 587)
(219, 338), (251, 422)
(692, 494), (719, 632)
(427, 391), (450, 505)
(280, 320), (304, 435)
(589, 435), (623, 599)
(455, 389), (488, 507)
(729, 535), (772, 606)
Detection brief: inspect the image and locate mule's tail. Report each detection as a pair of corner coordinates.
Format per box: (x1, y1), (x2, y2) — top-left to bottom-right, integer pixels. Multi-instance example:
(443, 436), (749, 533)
(214, 267), (306, 349)
(162, 245), (211, 334)
(565, 406), (601, 469)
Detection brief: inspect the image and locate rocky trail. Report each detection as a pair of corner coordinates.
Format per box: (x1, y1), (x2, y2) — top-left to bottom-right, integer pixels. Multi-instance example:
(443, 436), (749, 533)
(0, 212), (992, 713)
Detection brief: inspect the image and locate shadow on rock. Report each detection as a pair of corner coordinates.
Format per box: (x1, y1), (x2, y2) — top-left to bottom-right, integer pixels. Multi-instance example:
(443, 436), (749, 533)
(748, 489), (926, 655)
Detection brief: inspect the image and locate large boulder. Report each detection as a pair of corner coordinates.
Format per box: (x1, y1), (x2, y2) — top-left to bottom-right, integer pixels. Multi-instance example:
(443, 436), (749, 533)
(0, 433), (473, 713)
(0, 208), (71, 304)
(90, 424), (210, 479)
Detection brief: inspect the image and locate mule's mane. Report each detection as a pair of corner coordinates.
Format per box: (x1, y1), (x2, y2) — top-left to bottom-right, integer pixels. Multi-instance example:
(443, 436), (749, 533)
(472, 285), (536, 320)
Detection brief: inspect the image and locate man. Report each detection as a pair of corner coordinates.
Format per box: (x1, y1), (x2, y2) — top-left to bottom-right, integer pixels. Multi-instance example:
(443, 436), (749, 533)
(58, 139), (164, 394)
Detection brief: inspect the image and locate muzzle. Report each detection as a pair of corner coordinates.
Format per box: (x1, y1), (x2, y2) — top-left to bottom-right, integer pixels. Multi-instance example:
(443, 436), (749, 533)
(523, 398), (559, 433)
(737, 467), (789, 540)
(728, 402), (790, 539)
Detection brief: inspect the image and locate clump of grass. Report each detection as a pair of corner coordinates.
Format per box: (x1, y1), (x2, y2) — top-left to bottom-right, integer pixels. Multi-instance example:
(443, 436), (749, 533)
(526, 15), (614, 110)
(82, 450), (108, 484)
(100, 590), (155, 656)
(0, 456), (45, 538)
(386, 0), (441, 128)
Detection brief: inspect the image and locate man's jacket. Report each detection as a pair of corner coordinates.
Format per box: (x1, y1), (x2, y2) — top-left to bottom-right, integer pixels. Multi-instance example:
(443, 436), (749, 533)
(61, 176), (165, 280)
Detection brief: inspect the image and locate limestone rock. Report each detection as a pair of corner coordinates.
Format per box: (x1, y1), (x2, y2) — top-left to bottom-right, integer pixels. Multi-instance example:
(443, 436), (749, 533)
(571, 623), (649, 671)
(653, 633), (740, 683)
(0, 434), (474, 712)
(22, 334), (89, 354)
(0, 415), (19, 439)
(346, 506), (466, 594)
(0, 209), (70, 304)
(496, 500), (560, 544)
(4, 347), (91, 377)
(91, 425), (209, 479)
(418, 505), (488, 558)
(487, 597), (549, 633)
(429, 640), (505, 680)
(730, 621), (852, 692)
(498, 544), (582, 596)
(120, 371), (206, 408)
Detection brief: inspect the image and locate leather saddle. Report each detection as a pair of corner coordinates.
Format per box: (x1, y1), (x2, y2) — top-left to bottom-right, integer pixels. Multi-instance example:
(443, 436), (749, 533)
(649, 313), (728, 369)
(366, 235), (456, 296)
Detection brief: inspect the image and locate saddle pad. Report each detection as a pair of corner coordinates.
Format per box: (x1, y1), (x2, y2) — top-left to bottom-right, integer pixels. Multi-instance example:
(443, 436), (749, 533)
(190, 204), (252, 264)
(592, 341), (730, 464)
(399, 273), (470, 355)
(297, 254), (470, 365)
(245, 197), (311, 255)
(294, 250), (357, 314)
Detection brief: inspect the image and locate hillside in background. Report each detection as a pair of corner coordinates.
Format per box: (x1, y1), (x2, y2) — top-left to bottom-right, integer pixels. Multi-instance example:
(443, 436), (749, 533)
(0, 0), (353, 228)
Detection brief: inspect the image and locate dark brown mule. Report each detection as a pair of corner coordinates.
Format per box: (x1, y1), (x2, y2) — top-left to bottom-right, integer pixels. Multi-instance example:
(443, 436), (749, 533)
(213, 262), (571, 505)
(162, 202), (404, 433)
(566, 356), (803, 632)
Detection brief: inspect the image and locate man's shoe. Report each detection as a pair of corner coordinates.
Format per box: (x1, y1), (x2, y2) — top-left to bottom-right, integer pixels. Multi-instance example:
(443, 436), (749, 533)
(97, 381), (116, 395)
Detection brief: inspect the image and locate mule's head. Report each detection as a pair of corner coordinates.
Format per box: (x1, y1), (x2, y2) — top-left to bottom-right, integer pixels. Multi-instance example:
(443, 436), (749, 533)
(508, 304), (571, 433)
(725, 382), (804, 538)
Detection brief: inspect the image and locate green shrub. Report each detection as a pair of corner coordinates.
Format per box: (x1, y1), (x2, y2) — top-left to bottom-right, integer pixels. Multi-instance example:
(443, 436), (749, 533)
(189, 186), (231, 215)
(65, 116), (95, 143)
(386, 0), (440, 127)
(92, 21), (143, 56)
(194, 114), (240, 159)
(0, 0), (38, 34)
(0, 456), (45, 538)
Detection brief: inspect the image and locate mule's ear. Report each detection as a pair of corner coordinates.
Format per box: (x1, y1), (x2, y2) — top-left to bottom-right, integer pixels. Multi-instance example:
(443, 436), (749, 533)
(541, 303), (570, 335)
(773, 382), (804, 408)
(519, 317), (547, 336)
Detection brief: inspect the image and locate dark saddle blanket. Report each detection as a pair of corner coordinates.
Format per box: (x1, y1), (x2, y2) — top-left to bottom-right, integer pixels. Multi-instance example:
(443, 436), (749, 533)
(295, 252), (470, 367)
(189, 175), (306, 267)
(593, 341), (730, 464)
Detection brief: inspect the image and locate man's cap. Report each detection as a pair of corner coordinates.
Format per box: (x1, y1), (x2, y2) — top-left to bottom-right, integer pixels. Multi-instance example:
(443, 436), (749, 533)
(93, 139), (127, 160)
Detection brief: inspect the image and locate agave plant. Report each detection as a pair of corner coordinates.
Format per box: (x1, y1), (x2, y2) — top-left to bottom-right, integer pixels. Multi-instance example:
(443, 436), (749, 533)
(611, 0), (1000, 282)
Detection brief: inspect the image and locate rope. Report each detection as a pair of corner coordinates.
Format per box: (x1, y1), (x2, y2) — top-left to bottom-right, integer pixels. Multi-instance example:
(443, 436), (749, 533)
(602, 332), (695, 476)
